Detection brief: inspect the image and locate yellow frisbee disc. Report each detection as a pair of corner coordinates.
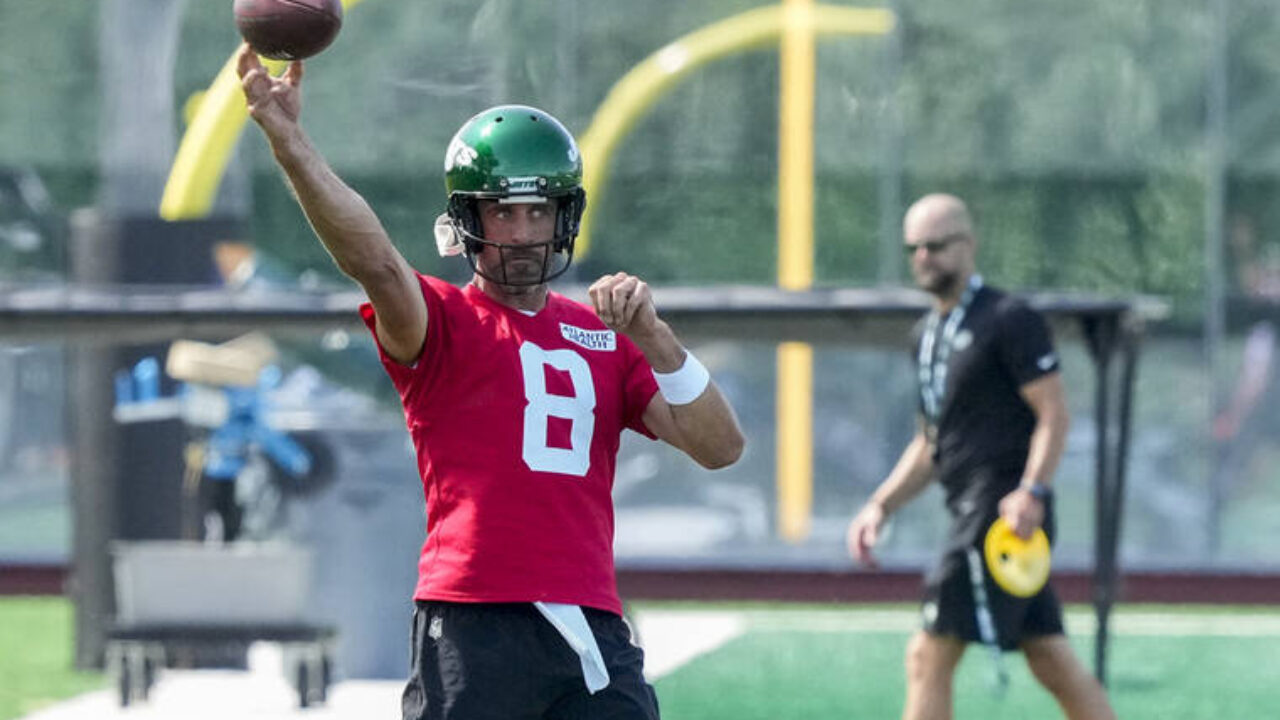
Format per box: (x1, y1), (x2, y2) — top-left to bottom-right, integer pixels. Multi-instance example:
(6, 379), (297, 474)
(983, 517), (1051, 598)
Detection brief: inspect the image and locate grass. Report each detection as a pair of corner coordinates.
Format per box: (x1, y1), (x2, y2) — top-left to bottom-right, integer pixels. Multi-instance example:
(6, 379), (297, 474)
(0, 597), (102, 720)
(2, 597), (1278, 719)
(646, 603), (1280, 720)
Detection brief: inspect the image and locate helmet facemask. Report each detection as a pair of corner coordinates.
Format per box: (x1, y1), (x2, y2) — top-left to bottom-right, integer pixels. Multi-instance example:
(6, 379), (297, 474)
(447, 189), (585, 287)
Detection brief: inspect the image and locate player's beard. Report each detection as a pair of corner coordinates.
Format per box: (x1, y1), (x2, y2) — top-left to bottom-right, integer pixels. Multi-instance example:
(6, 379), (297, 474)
(916, 266), (963, 299)
(474, 243), (551, 287)
(498, 246), (551, 285)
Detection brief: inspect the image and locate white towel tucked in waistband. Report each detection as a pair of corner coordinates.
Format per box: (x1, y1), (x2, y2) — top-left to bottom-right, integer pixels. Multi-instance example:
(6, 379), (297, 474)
(533, 602), (610, 694)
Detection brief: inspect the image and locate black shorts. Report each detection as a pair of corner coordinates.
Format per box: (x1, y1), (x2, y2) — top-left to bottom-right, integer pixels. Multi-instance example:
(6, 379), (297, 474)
(402, 601), (660, 720)
(920, 546), (1065, 651)
(921, 544), (1065, 651)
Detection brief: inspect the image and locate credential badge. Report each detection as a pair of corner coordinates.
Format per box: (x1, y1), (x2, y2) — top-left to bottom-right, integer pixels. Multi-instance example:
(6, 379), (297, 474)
(922, 601), (939, 625)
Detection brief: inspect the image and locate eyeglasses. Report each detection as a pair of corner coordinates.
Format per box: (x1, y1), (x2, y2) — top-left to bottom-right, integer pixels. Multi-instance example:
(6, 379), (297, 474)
(903, 233), (966, 256)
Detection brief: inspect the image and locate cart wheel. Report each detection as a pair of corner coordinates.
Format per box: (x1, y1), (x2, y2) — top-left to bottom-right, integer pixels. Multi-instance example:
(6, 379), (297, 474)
(316, 654), (332, 703)
(295, 660), (310, 709)
(117, 657), (132, 707)
(139, 653), (155, 701)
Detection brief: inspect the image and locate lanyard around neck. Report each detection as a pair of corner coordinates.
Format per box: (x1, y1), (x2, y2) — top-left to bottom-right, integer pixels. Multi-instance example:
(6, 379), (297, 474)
(918, 274), (983, 426)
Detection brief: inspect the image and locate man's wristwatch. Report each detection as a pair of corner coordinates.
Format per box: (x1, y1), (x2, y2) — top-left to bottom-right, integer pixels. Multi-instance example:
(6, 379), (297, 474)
(1022, 482), (1053, 502)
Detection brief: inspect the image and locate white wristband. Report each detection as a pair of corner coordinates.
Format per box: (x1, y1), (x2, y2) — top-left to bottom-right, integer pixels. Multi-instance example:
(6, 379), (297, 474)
(653, 351), (710, 405)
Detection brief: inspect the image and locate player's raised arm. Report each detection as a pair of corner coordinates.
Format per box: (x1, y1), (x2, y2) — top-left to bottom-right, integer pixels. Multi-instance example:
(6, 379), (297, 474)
(236, 45), (426, 365)
(589, 273), (745, 469)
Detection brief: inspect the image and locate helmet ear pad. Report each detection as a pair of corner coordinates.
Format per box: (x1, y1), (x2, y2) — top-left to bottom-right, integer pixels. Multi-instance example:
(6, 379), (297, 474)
(554, 188), (587, 254)
(447, 195), (485, 255)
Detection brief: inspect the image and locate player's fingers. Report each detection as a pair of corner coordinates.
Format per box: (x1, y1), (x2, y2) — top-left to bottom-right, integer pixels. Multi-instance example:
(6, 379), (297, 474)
(588, 277), (612, 316)
(239, 69), (268, 102)
(847, 530), (864, 563)
(609, 276), (632, 298)
(609, 275), (637, 300)
(850, 524), (877, 567)
(588, 274), (616, 311)
(590, 280), (622, 326)
(997, 493), (1013, 516)
(605, 271), (629, 298)
(998, 507), (1017, 538)
(240, 70), (272, 111)
(235, 43), (259, 78)
(857, 538), (879, 569)
(285, 60), (304, 85)
(1011, 512), (1032, 540)
(594, 275), (632, 324)
(630, 280), (651, 308)
(850, 539), (864, 564)
(617, 279), (647, 326)
(238, 50), (272, 89)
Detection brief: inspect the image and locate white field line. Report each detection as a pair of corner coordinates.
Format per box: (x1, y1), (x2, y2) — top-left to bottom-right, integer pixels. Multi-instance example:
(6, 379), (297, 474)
(1064, 610), (1280, 637)
(720, 608), (1280, 638)
(633, 610), (748, 680)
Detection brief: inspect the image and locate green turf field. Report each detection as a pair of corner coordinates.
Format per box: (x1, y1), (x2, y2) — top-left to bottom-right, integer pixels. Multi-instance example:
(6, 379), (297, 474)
(0, 597), (103, 720)
(2, 598), (1278, 719)
(645, 603), (1280, 720)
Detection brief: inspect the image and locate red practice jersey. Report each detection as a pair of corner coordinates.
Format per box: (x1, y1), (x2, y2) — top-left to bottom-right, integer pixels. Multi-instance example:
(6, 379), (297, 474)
(360, 274), (659, 615)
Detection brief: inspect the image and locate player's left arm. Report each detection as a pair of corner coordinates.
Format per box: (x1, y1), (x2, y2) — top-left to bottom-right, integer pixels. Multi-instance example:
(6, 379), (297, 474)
(1000, 371), (1070, 538)
(589, 272), (745, 469)
(642, 378), (744, 469)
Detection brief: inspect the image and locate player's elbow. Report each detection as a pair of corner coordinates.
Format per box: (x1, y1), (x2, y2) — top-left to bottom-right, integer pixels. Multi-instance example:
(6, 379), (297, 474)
(695, 429), (745, 470)
(339, 250), (393, 285)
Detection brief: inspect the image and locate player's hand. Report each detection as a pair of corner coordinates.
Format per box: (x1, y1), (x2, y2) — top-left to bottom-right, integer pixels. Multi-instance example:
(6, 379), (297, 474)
(237, 43), (303, 136)
(998, 487), (1045, 540)
(589, 272), (658, 337)
(846, 501), (886, 568)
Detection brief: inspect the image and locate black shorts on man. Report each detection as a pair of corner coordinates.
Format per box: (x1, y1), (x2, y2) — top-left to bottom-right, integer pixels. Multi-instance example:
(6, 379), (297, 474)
(402, 601), (660, 720)
(922, 487), (1064, 651)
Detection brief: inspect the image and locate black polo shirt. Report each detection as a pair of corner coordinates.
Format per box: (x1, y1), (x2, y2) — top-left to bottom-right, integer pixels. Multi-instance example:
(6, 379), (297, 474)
(913, 284), (1060, 516)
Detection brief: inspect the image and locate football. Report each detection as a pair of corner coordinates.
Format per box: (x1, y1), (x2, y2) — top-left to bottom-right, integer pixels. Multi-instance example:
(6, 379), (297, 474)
(233, 0), (343, 61)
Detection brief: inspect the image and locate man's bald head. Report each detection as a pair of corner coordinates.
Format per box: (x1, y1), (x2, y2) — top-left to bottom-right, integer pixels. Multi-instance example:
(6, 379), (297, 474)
(902, 193), (978, 302)
(903, 193), (974, 243)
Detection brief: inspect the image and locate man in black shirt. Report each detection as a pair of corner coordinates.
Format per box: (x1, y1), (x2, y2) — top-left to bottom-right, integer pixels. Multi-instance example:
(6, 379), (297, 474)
(846, 194), (1115, 719)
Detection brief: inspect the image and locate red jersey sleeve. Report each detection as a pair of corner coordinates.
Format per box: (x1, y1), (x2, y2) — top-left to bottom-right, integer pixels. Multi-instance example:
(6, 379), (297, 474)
(358, 273), (447, 405)
(618, 334), (659, 440)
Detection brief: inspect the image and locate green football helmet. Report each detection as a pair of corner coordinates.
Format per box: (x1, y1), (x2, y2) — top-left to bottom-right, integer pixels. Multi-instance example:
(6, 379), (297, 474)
(443, 105), (587, 286)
